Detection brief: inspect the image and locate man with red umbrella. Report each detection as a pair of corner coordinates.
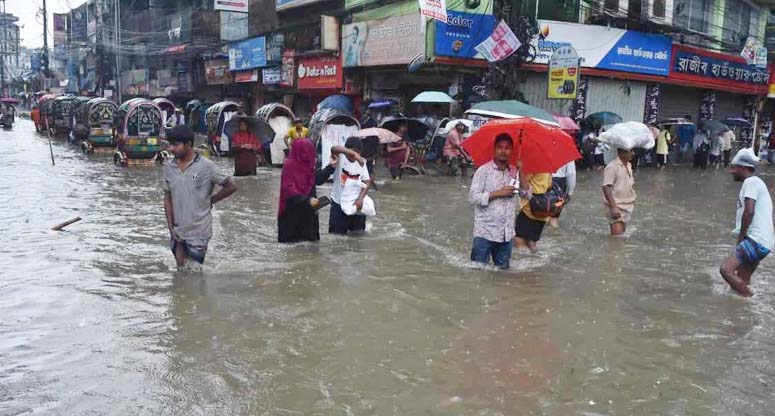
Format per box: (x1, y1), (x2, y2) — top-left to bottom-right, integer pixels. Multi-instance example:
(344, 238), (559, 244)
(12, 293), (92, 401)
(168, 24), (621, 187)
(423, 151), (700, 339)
(468, 134), (519, 269)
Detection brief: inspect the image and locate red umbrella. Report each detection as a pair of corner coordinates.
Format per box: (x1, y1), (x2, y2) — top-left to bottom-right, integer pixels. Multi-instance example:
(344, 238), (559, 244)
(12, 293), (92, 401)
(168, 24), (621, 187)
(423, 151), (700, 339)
(1, 98), (19, 104)
(461, 118), (581, 174)
(553, 114), (579, 134)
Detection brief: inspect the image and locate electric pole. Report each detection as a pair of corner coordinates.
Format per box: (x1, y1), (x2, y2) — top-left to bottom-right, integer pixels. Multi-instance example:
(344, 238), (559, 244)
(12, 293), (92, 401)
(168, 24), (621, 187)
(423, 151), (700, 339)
(114, 0), (121, 103)
(42, 0), (49, 78)
(1, 0), (6, 98)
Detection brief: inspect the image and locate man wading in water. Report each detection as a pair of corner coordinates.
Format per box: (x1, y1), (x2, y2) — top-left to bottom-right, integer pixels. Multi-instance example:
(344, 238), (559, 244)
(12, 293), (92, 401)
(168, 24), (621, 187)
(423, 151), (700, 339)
(163, 125), (237, 267)
(720, 148), (774, 297)
(603, 148), (636, 236)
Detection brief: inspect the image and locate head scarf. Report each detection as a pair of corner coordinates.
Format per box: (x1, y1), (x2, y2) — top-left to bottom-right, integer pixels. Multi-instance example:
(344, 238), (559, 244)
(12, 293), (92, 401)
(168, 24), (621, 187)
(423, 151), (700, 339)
(279, 138), (316, 216)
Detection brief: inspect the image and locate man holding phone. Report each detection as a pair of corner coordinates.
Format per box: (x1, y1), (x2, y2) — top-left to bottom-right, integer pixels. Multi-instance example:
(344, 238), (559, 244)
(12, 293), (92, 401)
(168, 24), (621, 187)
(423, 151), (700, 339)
(468, 134), (518, 269)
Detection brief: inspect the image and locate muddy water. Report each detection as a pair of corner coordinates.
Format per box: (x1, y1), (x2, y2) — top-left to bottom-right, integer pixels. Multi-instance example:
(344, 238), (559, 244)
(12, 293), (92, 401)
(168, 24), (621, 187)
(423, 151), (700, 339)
(1, 120), (774, 415)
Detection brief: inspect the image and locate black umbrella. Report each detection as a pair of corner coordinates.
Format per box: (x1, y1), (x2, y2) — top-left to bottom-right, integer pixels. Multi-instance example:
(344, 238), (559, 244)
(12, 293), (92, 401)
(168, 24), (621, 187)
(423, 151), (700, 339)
(224, 115), (275, 145)
(698, 119), (730, 136)
(378, 116), (429, 142)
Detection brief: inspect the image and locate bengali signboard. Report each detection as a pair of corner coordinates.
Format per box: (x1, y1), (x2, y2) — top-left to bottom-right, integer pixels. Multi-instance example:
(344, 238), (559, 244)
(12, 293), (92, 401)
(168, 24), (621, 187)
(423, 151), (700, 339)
(435, 11), (496, 59)
(214, 0), (249, 12)
(547, 46), (579, 99)
(474, 19), (520, 62)
(267, 34), (284, 62)
(228, 36), (267, 70)
(296, 54), (343, 90)
(205, 59), (234, 85)
(342, 13), (424, 67)
(281, 50), (295, 87)
(262, 67), (282, 84)
(532, 20), (672, 76)
(236, 69), (259, 83)
(672, 46), (769, 87)
(419, 0), (447, 23)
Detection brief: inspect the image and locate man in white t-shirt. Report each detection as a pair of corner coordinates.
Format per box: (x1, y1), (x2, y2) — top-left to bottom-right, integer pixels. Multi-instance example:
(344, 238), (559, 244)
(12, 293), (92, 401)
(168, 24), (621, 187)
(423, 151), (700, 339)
(720, 148), (775, 297)
(329, 137), (371, 235)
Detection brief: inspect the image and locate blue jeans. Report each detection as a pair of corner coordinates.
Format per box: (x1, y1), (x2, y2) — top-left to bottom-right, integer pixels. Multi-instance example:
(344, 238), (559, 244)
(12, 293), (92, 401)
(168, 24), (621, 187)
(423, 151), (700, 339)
(471, 237), (513, 269)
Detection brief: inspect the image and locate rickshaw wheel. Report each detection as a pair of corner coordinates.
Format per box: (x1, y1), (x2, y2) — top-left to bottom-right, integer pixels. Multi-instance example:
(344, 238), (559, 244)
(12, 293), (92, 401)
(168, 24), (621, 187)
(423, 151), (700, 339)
(403, 166), (422, 176)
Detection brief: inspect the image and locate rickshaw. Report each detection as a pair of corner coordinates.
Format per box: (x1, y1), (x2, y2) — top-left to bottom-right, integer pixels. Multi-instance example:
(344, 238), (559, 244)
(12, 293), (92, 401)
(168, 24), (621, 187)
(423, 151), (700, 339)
(50, 96), (78, 137)
(188, 100), (210, 135)
(205, 101), (240, 156)
(34, 94), (58, 133)
(309, 108), (360, 170)
(255, 103), (296, 166)
(378, 116), (430, 175)
(113, 98), (164, 166)
(0, 98), (18, 129)
(67, 96), (92, 142)
(152, 97), (177, 128)
(79, 98), (118, 154)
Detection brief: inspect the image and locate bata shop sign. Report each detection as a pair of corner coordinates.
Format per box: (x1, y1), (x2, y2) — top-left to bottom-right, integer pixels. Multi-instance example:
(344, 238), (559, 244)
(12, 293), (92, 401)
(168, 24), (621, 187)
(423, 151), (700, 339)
(296, 55), (343, 90)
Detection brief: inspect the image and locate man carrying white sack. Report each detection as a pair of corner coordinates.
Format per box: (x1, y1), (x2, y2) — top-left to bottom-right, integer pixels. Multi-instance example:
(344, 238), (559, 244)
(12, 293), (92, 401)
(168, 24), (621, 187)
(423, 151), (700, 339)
(598, 122), (657, 236)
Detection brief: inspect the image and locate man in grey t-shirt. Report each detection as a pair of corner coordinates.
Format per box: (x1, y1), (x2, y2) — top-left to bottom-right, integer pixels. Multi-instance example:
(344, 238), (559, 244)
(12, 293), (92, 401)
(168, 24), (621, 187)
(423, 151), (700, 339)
(163, 125), (237, 266)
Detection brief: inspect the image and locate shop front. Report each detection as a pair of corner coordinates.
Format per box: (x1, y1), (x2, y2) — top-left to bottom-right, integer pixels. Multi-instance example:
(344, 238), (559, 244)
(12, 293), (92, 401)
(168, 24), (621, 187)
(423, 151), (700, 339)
(295, 53), (344, 115)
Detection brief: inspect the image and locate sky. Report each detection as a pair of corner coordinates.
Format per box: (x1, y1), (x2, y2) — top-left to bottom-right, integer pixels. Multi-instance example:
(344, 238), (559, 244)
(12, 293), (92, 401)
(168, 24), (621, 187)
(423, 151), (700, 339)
(7, 0), (88, 49)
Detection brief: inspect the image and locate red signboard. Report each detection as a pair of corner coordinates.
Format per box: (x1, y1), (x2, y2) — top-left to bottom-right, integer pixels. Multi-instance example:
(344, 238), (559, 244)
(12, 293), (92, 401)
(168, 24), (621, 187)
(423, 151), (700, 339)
(234, 69), (259, 83)
(296, 54), (343, 90)
(281, 50), (295, 87)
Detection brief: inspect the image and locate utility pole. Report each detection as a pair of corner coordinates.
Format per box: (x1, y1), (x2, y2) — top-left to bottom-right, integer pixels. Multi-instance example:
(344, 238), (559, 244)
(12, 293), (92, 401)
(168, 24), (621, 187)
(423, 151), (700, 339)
(114, 0), (121, 103)
(1, 0), (6, 98)
(42, 0), (48, 88)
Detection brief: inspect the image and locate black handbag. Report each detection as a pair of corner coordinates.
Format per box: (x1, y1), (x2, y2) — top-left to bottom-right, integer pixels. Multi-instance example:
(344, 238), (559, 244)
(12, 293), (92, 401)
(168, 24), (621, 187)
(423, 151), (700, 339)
(529, 182), (567, 218)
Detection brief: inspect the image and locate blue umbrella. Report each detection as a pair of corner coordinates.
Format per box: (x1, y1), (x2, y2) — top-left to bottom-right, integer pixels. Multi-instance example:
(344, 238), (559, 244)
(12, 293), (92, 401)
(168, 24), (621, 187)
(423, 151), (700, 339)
(722, 117), (752, 129)
(368, 99), (397, 109)
(318, 94), (354, 114)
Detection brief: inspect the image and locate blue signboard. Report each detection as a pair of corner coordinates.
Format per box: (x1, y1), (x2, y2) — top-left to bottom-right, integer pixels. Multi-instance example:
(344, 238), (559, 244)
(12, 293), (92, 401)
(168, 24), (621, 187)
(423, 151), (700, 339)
(534, 21), (671, 76)
(673, 48), (769, 86)
(228, 36), (267, 71)
(31, 53), (41, 72)
(71, 5), (87, 42)
(435, 11), (496, 59)
(596, 31), (672, 76)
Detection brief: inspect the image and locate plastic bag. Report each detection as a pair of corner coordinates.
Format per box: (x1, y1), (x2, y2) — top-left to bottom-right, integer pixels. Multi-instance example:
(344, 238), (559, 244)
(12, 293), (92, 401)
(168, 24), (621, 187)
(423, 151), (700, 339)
(598, 122), (656, 151)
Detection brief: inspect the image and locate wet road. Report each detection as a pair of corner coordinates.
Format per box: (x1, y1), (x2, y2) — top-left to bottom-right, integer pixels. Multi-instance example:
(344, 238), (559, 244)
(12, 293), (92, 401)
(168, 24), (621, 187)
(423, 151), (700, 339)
(2, 119), (775, 415)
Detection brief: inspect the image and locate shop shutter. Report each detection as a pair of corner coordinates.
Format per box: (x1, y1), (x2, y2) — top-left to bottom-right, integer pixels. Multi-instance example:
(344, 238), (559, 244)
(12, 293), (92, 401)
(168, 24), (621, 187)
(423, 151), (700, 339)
(714, 91), (747, 120)
(518, 72), (571, 115)
(585, 78), (646, 123)
(659, 84), (702, 120)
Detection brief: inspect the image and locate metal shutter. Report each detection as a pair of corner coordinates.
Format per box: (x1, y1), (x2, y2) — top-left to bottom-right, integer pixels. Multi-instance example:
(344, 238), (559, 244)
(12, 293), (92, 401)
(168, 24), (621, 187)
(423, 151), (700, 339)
(714, 92), (747, 120)
(585, 78), (646, 122)
(659, 84), (702, 120)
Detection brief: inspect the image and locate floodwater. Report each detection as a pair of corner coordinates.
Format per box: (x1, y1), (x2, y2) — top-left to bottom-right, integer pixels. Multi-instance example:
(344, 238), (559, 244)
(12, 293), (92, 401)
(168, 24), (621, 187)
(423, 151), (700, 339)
(2, 119), (775, 416)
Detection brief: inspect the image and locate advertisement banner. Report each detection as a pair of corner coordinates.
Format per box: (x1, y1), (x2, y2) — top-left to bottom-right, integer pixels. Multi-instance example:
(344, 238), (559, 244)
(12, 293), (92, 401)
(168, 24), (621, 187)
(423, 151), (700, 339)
(342, 13), (424, 67)
(236, 69), (259, 83)
(276, 0), (323, 11)
(214, 0), (249, 12)
(53, 13), (67, 32)
(281, 50), (295, 87)
(741, 36), (757, 65)
(296, 55), (343, 90)
(262, 68), (281, 84)
(435, 11), (496, 59)
(267, 34), (284, 62)
(547, 46), (579, 99)
(205, 59), (234, 85)
(533, 20), (671, 76)
(419, 0), (447, 23)
(31, 53), (41, 72)
(347, 0), (490, 13)
(769, 67), (775, 98)
(228, 36), (267, 70)
(475, 20), (521, 62)
(71, 5), (87, 42)
(672, 46), (769, 86)
(220, 11), (249, 41)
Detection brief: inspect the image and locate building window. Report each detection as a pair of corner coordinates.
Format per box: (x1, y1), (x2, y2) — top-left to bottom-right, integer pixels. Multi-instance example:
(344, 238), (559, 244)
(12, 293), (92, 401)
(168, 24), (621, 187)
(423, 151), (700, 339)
(674, 0), (709, 33)
(723, 2), (758, 44)
(653, 0), (666, 18)
(605, 0), (619, 12)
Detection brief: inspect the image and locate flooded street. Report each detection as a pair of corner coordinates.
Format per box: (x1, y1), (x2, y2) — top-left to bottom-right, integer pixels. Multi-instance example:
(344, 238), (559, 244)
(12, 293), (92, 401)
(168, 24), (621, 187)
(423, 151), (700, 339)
(3, 119), (775, 415)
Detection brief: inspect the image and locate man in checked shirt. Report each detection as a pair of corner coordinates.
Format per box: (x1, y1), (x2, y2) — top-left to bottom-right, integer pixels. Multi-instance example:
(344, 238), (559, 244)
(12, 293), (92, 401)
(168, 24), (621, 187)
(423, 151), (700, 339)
(468, 134), (519, 269)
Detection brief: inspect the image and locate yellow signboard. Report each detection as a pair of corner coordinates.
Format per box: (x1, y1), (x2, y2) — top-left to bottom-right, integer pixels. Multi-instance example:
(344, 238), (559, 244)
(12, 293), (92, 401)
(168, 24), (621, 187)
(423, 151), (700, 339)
(547, 46), (580, 100)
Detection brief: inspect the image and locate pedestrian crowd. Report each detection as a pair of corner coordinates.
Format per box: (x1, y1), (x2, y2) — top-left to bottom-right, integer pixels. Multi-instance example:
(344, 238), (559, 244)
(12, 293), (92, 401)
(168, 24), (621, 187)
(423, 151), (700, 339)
(162, 118), (773, 298)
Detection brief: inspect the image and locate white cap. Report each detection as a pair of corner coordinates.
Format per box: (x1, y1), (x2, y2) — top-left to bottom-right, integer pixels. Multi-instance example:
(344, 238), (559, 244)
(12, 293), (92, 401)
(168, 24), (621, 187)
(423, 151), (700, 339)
(730, 148), (759, 168)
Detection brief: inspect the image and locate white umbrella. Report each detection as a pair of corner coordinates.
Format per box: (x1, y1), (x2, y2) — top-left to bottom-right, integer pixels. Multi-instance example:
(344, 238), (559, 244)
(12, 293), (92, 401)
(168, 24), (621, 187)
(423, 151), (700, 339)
(411, 91), (455, 103)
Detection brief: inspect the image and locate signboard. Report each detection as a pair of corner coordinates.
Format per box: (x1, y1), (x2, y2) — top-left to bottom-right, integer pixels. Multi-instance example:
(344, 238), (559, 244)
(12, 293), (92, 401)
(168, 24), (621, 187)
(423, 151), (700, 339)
(347, 0), (490, 13)
(220, 11), (249, 41)
(342, 13), (424, 67)
(672, 46), (769, 87)
(475, 20), (521, 62)
(296, 54), (343, 90)
(532, 20), (671, 76)
(31, 53), (41, 72)
(262, 68), (282, 84)
(53, 13), (67, 32)
(214, 0), (249, 12)
(741, 36), (758, 65)
(768, 67), (775, 98)
(236, 69), (259, 83)
(71, 5), (87, 42)
(205, 59), (234, 85)
(267, 34), (284, 62)
(277, 0), (323, 11)
(228, 36), (267, 70)
(547, 46), (579, 99)
(435, 11), (496, 59)
(755, 47), (768, 68)
(419, 0), (447, 23)
(281, 50), (295, 87)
